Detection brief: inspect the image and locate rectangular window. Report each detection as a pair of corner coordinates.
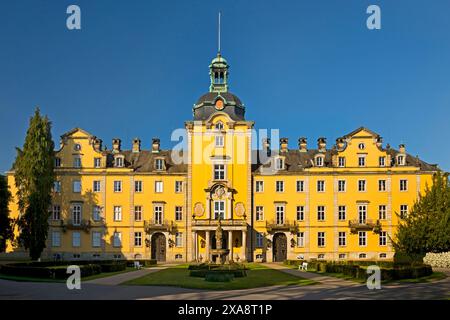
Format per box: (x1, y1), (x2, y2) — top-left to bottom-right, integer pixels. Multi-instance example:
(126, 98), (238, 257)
(378, 180), (386, 192)
(358, 180), (366, 192)
(317, 180), (325, 192)
(53, 181), (61, 193)
(52, 231), (61, 247)
(72, 232), (81, 247)
(276, 181), (284, 192)
(296, 206), (304, 221)
(154, 205), (163, 224)
(400, 179), (408, 191)
(400, 205), (408, 219)
(175, 181), (183, 193)
(113, 206), (122, 221)
(115, 157), (124, 167)
(155, 181), (163, 193)
(317, 206), (325, 221)
(338, 205), (346, 221)
(134, 206), (142, 221)
(73, 180), (81, 193)
(275, 158), (284, 170)
(379, 231), (387, 246)
(214, 201), (225, 220)
(92, 206), (101, 221)
(379, 205), (387, 220)
(379, 156), (386, 167)
(135, 180), (143, 192)
(338, 180), (346, 192)
(93, 180), (101, 192)
(113, 232), (122, 247)
(71, 204), (82, 225)
(92, 231), (101, 248)
(315, 156), (323, 167)
(113, 180), (122, 193)
(215, 135), (224, 147)
(73, 156), (82, 168)
(52, 205), (61, 221)
(338, 156), (345, 167)
(255, 181), (264, 192)
(134, 232), (142, 247)
(296, 180), (304, 192)
(358, 156), (366, 167)
(94, 157), (101, 168)
(397, 155), (405, 165)
(175, 206), (183, 221)
(214, 164), (225, 180)
(318, 232), (325, 247)
(175, 232), (183, 247)
(155, 159), (164, 170)
(359, 231), (367, 246)
(54, 157), (61, 168)
(256, 206), (264, 221)
(358, 205), (367, 224)
(256, 233), (264, 247)
(276, 205), (285, 224)
(297, 232), (304, 247)
(338, 231), (346, 246)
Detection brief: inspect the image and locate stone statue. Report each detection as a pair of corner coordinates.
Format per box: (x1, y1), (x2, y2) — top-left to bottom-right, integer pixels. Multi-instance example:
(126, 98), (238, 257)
(215, 220), (223, 250)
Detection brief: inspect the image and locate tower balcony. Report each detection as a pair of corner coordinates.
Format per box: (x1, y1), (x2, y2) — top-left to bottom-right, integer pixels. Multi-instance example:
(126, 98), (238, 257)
(266, 219), (298, 233)
(144, 220), (175, 233)
(349, 219), (382, 234)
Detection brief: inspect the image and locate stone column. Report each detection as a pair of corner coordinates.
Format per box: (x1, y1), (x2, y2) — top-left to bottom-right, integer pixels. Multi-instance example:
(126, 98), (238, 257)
(228, 230), (233, 261)
(241, 230), (247, 262)
(192, 231), (197, 262)
(206, 230), (210, 262)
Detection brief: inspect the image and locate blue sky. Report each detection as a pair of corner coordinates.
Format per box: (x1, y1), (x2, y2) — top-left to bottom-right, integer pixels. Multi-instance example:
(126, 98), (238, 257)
(0, 0), (449, 172)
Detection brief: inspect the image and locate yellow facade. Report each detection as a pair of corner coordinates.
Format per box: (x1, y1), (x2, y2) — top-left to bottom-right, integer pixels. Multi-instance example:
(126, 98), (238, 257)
(4, 53), (438, 263)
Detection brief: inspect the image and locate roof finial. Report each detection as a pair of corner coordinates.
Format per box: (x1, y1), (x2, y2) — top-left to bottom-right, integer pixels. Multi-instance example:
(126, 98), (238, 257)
(218, 11), (221, 54)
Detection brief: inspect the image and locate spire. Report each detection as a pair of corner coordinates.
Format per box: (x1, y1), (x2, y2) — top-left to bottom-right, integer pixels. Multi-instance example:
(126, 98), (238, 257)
(218, 11), (221, 54)
(209, 12), (229, 93)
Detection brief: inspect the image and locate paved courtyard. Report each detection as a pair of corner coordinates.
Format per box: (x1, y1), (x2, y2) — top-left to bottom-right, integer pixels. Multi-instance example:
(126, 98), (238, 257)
(0, 263), (448, 300)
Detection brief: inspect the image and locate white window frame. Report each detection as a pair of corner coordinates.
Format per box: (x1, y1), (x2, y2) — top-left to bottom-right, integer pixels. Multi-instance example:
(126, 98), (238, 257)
(113, 206), (122, 221)
(72, 231), (81, 247)
(296, 180), (304, 192)
(155, 181), (163, 193)
(378, 179), (386, 192)
(296, 206), (304, 221)
(72, 204), (82, 226)
(94, 157), (101, 168)
(275, 157), (284, 170)
(358, 204), (367, 224)
(400, 204), (408, 218)
(53, 181), (61, 193)
(358, 231), (367, 247)
(317, 205), (325, 221)
(175, 181), (183, 193)
(275, 205), (285, 224)
(400, 179), (408, 191)
(52, 205), (61, 221)
(358, 155), (366, 167)
(338, 231), (346, 246)
(175, 232), (183, 247)
(92, 206), (102, 221)
(315, 156), (324, 167)
(256, 206), (264, 221)
(379, 231), (387, 246)
(155, 158), (164, 170)
(213, 164), (226, 181)
(215, 134), (224, 147)
(154, 205), (164, 224)
(134, 232), (142, 247)
(379, 205), (387, 220)
(135, 180), (143, 193)
(318, 232), (325, 247)
(175, 206), (183, 221)
(113, 180), (122, 193)
(115, 156), (124, 168)
(213, 200), (225, 220)
(338, 205), (346, 221)
(297, 232), (305, 247)
(275, 180), (284, 192)
(379, 156), (386, 167)
(134, 205), (142, 221)
(338, 156), (345, 167)
(255, 181), (264, 192)
(358, 179), (366, 192)
(317, 180), (325, 192)
(93, 180), (101, 193)
(337, 180), (346, 192)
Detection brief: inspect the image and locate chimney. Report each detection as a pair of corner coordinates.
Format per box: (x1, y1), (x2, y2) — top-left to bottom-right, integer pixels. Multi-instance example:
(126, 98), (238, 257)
(318, 137), (327, 152)
(399, 144), (406, 154)
(132, 138), (141, 153)
(335, 137), (345, 151)
(376, 137), (383, 149)
(93, 138), (103, 152)
(280, 138), (288, 153)
(298, 137), (307, 152)
(152, 138), (160, 153)
(112, 138), (121, 153)
(262, 138), (271, 156)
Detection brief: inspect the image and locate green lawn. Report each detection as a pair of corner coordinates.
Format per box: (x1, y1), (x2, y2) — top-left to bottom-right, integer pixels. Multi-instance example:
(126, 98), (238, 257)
(123, 263), (317, 290)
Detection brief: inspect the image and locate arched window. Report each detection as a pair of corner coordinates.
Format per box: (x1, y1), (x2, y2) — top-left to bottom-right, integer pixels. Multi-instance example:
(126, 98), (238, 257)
(215, 121), (224, 130)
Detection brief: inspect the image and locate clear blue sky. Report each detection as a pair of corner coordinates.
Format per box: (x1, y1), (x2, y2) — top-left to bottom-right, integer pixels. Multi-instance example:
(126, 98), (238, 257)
(0, 0), (449, 172)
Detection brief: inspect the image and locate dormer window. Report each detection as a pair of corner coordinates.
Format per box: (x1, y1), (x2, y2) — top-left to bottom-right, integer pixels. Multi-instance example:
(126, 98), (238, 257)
(315, 155), (324, 167)
(155, 158), (164, 171)
(55, 157), (61, 168)
(397, 155), (405, 166)
(275, 157), (285, 170)
(114, 156), (124, 168)
(215, 121), (224, 130)
(338, 156), (345, 167)
(379, 156), (386, 167)
(358, 155), (366, 167)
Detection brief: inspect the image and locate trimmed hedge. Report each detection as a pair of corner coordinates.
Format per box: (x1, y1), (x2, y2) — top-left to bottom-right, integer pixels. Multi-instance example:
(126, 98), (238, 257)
(100, 262), (127, 273)
(205, 272), (234, 282)
(0, 263), (102, 279)
(190, 269), (247, 278)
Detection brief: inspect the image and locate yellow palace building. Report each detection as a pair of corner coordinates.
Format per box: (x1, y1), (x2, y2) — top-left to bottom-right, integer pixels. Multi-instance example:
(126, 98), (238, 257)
(4, 53), (439, 263)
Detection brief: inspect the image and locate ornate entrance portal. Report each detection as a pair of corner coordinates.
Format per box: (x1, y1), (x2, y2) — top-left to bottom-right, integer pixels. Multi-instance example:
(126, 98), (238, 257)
(151, 232), (166, 262)
(273, 233), (287, 262)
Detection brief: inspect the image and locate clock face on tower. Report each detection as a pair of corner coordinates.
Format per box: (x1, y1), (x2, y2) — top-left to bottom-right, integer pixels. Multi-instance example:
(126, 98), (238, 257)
(215, 99), (224, 110)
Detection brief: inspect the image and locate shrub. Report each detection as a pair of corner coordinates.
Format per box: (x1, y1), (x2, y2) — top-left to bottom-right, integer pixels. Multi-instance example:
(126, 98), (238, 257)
(205, 272), (234, 282)
(100, 262), (126, 273)
(0, 263), (102, 279)
(423, 252), (450, 268)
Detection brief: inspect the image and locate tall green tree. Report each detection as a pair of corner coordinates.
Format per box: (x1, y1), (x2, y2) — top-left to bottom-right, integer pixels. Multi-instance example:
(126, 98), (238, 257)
(14, 108), (55, 260)
(0, 175), (13, 252)
(394, 171), (450, 255)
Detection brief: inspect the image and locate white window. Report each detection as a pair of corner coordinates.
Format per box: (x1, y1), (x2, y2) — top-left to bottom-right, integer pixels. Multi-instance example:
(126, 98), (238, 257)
(379, 231), (387, 246)
(358, 205), (367, 223)
(338, 232), (346, 246)
(214, 164), (225, 180)
(92, 231), (101, 248)
(400, 179), (408, 191)
(359, 231), (367, 246)
(400, 204), (408, 218)
(317, 206), (325, 221)
(53, 181), (61, 193)
(255, 181), (264, 192)
(135, 180), (143, 192)
(315, 156), (324, 167)
(318, 232), (325, 247)
(378, 180), (386, 192)
(72, 204), (82, 225)
(155, 159), (164, 170)
(276, 181), (284, 192)
(397, 155), (405, 166)
(275, 205), (285, 224)
(338, 180), (346, 192)
(134, 232), (142, 247)
(338, 156), (345, 167)
(93, 180), (101, 192)
(379, 205), (387, 220)
(94, 157), (101, 168)
(113, 180), (122, 192)
(92, 206), (101, 221)
(358, 180), (366, 192)
(296, 206), (304, 221)
(297, 232), (304, 247)
(175, 206), (183, 221)
(73, 180), (81, 193)
(338, 205), (346, 220)
(113, 206), (122, 221)
(134, 206), (142, 221)
(175, 181), (183, 193)
(72, 232), (81, 247)
(155, 181), (163, 193)
(115, 157), (124, 167)
(175, 232), (183, 247)
(379, 156), (385, 167)
(214, 200), (225, 220)
(55, 157), (61, 168)
(215, 135), (224, 147)
(73, 156), (82, 168)
(154, 205), (164, 224)
(379, 253), (387, 259)
(296, 180), (304, 192)
(256, 233), (264, 247)
(359, 253), (367, 259)
(113, 232), (122, 247)
(317, 180), (325, 192)
(52, 205), (61, 221)
(358, 156), (366, 167)
(256, 206), (264, 221)
(52, 231), (61, 247)
(275, 158), (284, 170)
